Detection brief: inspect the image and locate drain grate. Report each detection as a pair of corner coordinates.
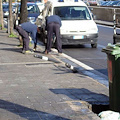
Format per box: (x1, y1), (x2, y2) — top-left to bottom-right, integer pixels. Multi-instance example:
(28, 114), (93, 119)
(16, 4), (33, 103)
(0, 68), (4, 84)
(92, 104), (109, 114)
(88, 102), (110, 114)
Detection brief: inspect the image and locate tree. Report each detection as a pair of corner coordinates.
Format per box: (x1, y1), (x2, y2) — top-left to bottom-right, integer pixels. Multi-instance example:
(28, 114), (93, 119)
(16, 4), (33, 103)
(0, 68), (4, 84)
(20, 0), (28, 24)
(0, 0), (4, 30)
(8, 0), (13, 34)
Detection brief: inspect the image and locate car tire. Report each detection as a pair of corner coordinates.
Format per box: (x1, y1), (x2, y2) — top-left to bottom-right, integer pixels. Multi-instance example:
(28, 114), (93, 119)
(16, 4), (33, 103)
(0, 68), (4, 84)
(91, 43), (97, 48)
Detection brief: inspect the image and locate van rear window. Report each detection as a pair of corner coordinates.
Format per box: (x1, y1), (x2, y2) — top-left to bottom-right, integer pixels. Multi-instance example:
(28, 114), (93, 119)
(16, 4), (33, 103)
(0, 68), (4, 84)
(53, 6), (91, 20)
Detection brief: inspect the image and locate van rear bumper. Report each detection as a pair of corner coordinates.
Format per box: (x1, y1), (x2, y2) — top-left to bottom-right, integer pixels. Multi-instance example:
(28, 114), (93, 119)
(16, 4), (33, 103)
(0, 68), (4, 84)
(61, 33), (98, 45)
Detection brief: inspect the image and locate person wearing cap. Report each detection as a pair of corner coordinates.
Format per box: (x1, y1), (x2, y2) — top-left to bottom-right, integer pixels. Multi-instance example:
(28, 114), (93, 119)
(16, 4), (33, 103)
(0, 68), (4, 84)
(44, 15), (62, 54)
(15, 22), (39, 54)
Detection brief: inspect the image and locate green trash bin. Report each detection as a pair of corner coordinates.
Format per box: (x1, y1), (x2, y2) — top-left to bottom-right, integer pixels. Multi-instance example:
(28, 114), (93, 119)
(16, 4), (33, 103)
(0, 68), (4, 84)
(102, 43), (120, 112)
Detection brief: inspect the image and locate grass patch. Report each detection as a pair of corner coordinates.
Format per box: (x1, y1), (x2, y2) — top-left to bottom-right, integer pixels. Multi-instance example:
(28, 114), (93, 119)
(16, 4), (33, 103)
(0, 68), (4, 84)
(9, 33), (18, 38)
(0, 25), (6, 30)
(0, 27), (6, 30)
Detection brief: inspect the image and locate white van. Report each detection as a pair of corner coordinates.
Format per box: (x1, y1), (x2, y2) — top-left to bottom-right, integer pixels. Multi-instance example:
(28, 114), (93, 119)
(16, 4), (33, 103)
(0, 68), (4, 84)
(39, 0), (98, 48)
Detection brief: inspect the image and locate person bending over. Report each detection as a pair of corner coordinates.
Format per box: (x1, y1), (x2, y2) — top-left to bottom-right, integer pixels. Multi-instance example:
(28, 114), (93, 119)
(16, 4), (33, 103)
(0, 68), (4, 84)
(44, 15), (62, 54)
(15, 22), (39, 54)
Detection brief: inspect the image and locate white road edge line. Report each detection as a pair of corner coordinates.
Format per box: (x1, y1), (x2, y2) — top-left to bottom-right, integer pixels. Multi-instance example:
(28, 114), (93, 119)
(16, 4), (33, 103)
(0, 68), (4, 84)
(52, 44), (108, 76)
(52, 43), (107, 71)
(52, 47), (109, 87)
(62, 53), (94, 70)
(52, 48), (94, 70)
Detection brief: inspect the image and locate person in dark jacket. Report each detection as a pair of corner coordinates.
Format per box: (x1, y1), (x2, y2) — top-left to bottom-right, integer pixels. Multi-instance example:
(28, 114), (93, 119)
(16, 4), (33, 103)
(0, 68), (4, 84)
(44, 15), (62, 54)
(15, 22), (39, 54)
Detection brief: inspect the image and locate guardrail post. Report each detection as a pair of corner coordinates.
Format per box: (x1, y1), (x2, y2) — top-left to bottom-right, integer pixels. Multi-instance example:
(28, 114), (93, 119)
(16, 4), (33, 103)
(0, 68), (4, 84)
(113, 9), (117, 44)
(113, 9), (116, 35)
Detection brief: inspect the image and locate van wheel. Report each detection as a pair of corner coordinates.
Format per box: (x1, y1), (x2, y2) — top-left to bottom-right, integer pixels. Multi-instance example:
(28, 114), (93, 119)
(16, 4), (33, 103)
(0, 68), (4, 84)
(91, 43), (97, 48)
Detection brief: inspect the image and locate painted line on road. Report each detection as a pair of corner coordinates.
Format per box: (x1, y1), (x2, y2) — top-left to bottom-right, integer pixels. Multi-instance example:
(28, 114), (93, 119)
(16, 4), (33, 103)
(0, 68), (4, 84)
(52, 47), (109, 88)
(52, 43), (107, 71)
(61, 53), (94, 70)
(52, 47), (105, 71)
(61, 52), (108, 87)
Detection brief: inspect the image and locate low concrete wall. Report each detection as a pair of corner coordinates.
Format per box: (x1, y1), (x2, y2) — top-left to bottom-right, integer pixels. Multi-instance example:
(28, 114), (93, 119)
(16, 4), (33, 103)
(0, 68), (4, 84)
(89, 6), (120, 22)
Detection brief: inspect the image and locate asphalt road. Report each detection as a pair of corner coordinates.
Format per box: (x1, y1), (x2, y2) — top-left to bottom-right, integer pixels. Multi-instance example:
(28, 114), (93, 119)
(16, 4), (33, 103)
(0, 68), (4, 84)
(4, 18), (118, 79)
(62, 24), (118, 77)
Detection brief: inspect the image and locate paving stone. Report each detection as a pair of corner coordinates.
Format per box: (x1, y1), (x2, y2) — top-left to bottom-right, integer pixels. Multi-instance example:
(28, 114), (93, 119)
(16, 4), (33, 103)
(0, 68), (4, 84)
(0, 30), (108, 120)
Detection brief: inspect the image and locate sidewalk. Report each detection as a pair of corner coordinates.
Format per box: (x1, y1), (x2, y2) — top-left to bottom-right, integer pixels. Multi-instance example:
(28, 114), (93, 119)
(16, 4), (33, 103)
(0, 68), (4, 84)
(0, 30), (109, 120)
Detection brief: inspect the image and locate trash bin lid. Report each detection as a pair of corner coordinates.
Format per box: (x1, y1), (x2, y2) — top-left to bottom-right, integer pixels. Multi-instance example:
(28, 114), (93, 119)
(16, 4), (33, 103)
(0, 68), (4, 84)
(102, 43), (120, 55)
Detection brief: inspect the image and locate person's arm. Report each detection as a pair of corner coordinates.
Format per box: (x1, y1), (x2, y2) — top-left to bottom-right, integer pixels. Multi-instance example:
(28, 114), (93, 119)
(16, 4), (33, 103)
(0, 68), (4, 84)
(60, 20), (62, 27)
(58, 16), (62, 27)
(31, 30), (37, 47)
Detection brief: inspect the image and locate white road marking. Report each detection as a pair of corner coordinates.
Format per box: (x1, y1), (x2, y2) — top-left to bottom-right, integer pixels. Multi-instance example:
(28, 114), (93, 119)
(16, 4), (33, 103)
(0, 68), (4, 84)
(61, 53), (94, 70)
(52, 45), (109, 88)
(52, 48), (94, 70)
(52, 43), (107, 71)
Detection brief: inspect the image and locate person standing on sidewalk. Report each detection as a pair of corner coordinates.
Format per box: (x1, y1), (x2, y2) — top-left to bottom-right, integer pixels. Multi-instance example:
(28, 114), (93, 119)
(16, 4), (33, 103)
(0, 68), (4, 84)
(15, 22), (39, 54)
(44, 15), (62, 54)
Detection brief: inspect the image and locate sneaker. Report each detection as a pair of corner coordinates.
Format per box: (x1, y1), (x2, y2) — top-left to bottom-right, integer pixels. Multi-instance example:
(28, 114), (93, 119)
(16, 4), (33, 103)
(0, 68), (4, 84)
(17, 44), (23, 47)
(43, 51), (55, 55)
(43, 50), (49, 55)
(33, 48), (37, 52)
(22, 50), (25, 54)
(58, 52), (62, 56)
(23, 50), (34, 54)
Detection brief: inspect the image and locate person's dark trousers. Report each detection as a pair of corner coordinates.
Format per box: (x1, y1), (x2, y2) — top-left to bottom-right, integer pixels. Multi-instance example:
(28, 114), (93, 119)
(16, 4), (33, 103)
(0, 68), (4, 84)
(47, 22), (62, 53)
(16, 26), (29, 51)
